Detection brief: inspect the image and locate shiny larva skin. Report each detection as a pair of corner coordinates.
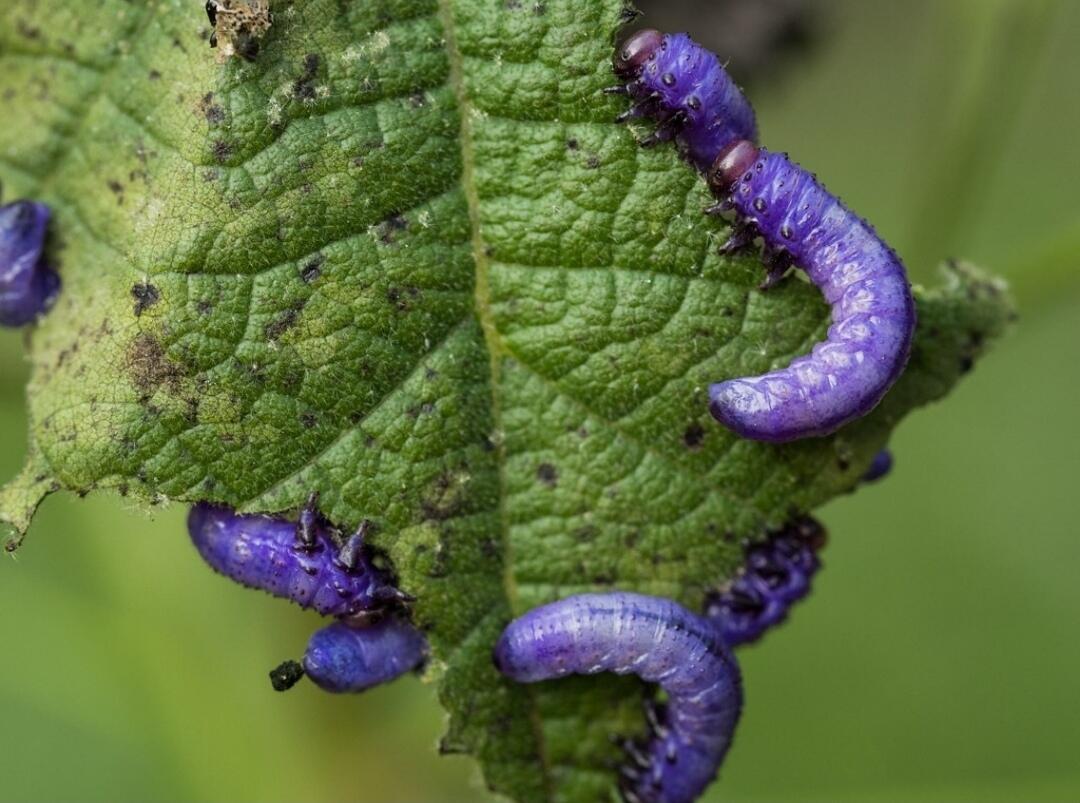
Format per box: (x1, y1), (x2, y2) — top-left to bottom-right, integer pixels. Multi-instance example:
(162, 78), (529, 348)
(708, 147), (916, 441)
(0, 201), (60, 327)
(494, 593), (743, 803)
(704, 516), (825, 647)
(614, 31), (757, 171)
(187, 502), (396, 618)
(303, 617), (427, 694)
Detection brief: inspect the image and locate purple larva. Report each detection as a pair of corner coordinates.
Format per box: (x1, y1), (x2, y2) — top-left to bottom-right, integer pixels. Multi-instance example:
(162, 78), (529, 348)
(291, 616), (428, 694)
(862, 448), (893, 483)
(704, 141), (917, 441)
(187, 493), (410, 618)
(704, 516), (825, 647)
(494, 592), (742, 803)
(609, 29), (757, 171)
(0, 200), (60, 327)
(608, 31), (916, 442)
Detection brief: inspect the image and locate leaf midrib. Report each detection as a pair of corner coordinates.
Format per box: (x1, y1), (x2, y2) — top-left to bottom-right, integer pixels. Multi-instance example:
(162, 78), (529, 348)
(434, 1), (555, 797)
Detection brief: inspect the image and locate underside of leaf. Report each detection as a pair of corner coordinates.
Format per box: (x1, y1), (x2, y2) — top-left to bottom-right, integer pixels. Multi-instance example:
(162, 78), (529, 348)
(0, 2), (1013, 801)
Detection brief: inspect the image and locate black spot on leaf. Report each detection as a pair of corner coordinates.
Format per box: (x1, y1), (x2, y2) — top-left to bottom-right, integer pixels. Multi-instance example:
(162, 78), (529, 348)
(683, 422), (705, 449)
(300, 254), (324, 283)
(127, 333), (185, 397)
(200, 92), (225, 124)
(131, 282), (161, 317)
(292, 53), (321, 100)
(387, 286), (420, 311)
(264, 303), (305, 341)
(536, 463), (558, 487)
(212, 140), (233, 162)
(378, 214), (409, 245)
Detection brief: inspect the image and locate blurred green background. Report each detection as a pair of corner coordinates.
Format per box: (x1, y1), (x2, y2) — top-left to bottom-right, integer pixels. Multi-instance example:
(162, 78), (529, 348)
(2, 0), (1078, 800)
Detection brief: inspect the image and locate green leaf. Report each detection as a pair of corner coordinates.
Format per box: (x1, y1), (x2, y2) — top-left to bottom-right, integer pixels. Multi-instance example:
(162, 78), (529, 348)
(0, 2), (1013, 801)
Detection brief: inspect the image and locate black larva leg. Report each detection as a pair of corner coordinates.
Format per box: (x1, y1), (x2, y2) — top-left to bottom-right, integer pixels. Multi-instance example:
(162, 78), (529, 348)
(619, 766), (643, 791)
(336, 519), (373, 570)
(616, 736), (652, 771)
(373, 585), (416, 605)
(340, 608), (385, 628)
(719, 223), (757, 255)
(614, 92), (660, 124)
(640, 110), (687, 147)
(618, 762), (645, 785)
(643, 697), (669, 740)
(749, 549), (787, 581)
(602, 84), (633, 96)
(728, 584), (764, 612)
(655, 108), (687, 131)
(295, 490), (320, 550)
(760, 248), (794, 290)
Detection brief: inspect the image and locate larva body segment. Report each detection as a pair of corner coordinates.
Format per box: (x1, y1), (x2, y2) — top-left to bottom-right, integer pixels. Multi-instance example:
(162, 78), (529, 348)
(494, 592), (742, 803)
(707, 145), (916, 441)
(0, 200), (60, 327)
(705, 516), (825, 647)
(302, 617), (427, 694)
(613, 30), (757, 170)
(187, 499), (404, 618)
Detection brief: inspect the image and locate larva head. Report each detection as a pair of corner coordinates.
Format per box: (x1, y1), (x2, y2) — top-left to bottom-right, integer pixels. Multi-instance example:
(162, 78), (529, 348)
(707, 139), (760, 193)
(613, 28), (663, 77)
(791, 515), (827, 552)
(268, 660), (305, 692)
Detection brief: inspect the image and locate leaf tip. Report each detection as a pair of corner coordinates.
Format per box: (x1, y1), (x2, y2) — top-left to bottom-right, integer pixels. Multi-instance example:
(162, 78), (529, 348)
(937, 258), (1018, 343)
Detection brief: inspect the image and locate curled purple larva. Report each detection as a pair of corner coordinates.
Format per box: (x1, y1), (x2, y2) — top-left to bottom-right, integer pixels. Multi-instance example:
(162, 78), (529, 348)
(0, 200), (60, 327)
(609, 29), (757, 171)
(187, 493), (410, 618)
(298, 616), (427, 694)
(705, 142), (917, 441)
(862, 448), (893, 483)
(704, 516), (825, 647)
(494, 592), (743, 803)
(609, 29), (916, 442)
